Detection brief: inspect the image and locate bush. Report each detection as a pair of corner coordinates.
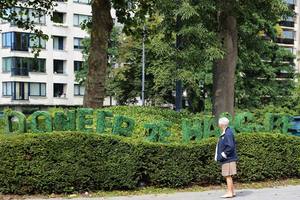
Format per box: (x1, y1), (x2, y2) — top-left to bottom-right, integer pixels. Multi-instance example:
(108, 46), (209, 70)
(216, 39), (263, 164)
(0, 132), (299, 194)
(0, 132), (140, 194)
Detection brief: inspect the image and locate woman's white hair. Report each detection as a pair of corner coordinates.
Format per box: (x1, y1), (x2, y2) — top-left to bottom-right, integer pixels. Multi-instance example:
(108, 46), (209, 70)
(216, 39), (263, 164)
(218, 117), (229, 126)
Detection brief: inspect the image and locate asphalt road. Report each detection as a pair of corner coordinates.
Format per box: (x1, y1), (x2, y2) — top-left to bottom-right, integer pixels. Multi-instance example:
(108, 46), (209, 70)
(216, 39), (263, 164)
(28, 185), (300, 200)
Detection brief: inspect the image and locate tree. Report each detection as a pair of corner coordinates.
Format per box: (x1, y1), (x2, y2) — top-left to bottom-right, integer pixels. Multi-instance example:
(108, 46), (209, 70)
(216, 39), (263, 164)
(211, 0), (290, 117)
(83, 0), (155, 108)
(79, 0), (293, 113)
(149, 0), (291, 116)
(236, 38), (295, 109)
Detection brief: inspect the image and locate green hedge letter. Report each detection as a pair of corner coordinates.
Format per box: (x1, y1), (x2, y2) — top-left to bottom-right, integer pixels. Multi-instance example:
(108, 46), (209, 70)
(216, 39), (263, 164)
(234, 112), (255, 133)
(263, 113), (291, 134)
(112, 115), (135, 137)
(144, 121), (172, 143)
(30, 111), (52, 133)
(77, 108), (94, 132)
(4, 110), (26, 133)
(53, 110), (76, 131)
(96, 110), (113, 133)
(203, 116), (219, 138)
(182, 118), (202, 143)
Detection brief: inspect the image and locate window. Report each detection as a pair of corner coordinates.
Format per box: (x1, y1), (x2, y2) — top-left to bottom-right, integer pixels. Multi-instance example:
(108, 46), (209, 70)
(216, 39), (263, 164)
(2, 57), (13, 72)
(283, 47), (294, 54)
(29, 34), (46, 49)
(28, 9), (46, 24)
(29, 83), (46, 96)
(54, 83), (67, 97)
(285, 0), (296, 5)
(282, 30), (294, 39)
(3, 32), (30, 50)
(53, 36), (65, 50)
(2, 82), (44, 99)
(2, 32), (12, 48)
(54, 60), (65, 74)
(13, 32), (30, 51)
(30, 59), (46, 73)
(51, 12), (65, 24)
(2, 82), (12, 96)
(73, 14), (90, 26)
(11, 8), (46, 25)
(74, 38), (84, 49)
(12, 82), (29, 100)
(2, 57), (46, 74)
(13, 57), (29, 76)
(73, 0), (91, 4)
(74, 84), (85, 96)
(1, 8), (11, 23)
(74, 61), (83, 72)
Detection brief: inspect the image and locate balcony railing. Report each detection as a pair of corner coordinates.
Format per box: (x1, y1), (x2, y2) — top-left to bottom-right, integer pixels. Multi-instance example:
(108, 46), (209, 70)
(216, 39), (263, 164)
(275, 38), (294, 44)
(279, 21), (295, 27)
(11, 68), (29, 76)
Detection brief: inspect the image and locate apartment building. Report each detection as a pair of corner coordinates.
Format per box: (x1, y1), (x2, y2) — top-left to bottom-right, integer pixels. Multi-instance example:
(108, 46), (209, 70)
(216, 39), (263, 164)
(0, 0), (117, 110)
(278, 0), (300, 72)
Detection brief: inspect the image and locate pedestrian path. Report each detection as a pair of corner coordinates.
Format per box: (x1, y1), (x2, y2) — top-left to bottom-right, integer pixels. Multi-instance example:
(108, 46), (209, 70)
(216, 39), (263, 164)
(29, 185), (300, 200)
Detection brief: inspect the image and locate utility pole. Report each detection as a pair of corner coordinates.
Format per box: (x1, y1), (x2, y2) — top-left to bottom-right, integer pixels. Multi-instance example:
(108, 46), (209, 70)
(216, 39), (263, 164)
(142, 24), (146, 106)
(175, 10), (183, 112)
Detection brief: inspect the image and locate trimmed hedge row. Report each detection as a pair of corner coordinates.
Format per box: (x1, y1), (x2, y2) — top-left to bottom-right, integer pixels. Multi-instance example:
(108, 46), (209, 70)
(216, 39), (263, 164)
(0, 132), (299, 194)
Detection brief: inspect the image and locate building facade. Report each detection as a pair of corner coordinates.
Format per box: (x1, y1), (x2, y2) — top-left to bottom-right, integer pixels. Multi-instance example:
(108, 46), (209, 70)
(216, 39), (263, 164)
(0, 0), (116, 110)
(278, 0), (300, 72)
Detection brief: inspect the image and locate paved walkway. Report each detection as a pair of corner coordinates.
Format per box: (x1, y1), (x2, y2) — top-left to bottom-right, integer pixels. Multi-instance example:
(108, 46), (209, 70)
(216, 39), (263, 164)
(29, 185), (300, 200)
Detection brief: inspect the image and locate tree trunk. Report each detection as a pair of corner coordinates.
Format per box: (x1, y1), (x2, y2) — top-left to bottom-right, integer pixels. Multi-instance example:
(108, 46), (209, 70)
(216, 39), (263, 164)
(212, 9), (238, 117)
(83, 0), (113, 108)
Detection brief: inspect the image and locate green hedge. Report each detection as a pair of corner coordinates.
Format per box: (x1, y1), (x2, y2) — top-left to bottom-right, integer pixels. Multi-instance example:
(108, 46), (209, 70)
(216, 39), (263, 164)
(0, 132), (299, 194)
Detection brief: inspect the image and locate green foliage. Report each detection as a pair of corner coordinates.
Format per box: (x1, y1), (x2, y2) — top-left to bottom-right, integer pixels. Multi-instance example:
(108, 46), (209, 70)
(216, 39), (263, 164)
(181, 118), (202, 143)
(30, 111), (52, 133)
(4, 110), (26, 134)
(263, 113), (292, 134)
(203, 116), (219, 138)
(144, 121), (172, 143)
(96, 111), (113, 134)
(53, 110), (76, 131)
(76, 108), (94, 132)
(100, 106), (193, 142)
(0, 132), (298, 194)
(112, 115), (135, 137)
(234, 112), (255, 133)
(0, 132), (140, 194)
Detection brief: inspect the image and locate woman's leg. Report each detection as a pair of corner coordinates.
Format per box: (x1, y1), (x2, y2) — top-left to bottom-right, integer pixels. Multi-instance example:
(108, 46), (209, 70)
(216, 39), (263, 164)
(226, 176), (234, 195)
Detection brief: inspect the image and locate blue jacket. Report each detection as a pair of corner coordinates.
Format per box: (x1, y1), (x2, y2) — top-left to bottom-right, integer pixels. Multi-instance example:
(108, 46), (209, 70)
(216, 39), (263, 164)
(215, 127), (238, 164)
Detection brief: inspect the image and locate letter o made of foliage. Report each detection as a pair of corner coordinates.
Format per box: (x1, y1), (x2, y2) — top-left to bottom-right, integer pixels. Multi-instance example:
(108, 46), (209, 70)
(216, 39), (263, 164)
(4, 110), (26, 133)
(112, 115), (135, 137)
(30, 111), (52, 133)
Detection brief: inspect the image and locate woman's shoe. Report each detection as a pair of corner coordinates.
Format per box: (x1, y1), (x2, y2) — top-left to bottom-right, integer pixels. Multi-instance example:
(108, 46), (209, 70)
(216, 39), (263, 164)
(220, 194), (234, 198)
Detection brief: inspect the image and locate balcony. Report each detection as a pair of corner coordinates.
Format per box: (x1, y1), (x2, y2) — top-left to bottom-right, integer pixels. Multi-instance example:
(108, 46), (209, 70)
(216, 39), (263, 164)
(11, 68), (29, 76)
(279, 20), (295, 28)
(275, 38), (294, 45)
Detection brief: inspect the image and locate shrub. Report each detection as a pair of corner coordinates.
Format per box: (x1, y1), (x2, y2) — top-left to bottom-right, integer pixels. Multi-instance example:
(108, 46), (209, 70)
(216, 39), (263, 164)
(0, 132), (140, 194)
(0, 132), (298, 194)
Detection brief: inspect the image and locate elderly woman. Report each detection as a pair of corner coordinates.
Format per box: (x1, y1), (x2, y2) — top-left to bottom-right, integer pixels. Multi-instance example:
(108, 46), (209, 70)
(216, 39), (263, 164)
(215, 117), (238, 198)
